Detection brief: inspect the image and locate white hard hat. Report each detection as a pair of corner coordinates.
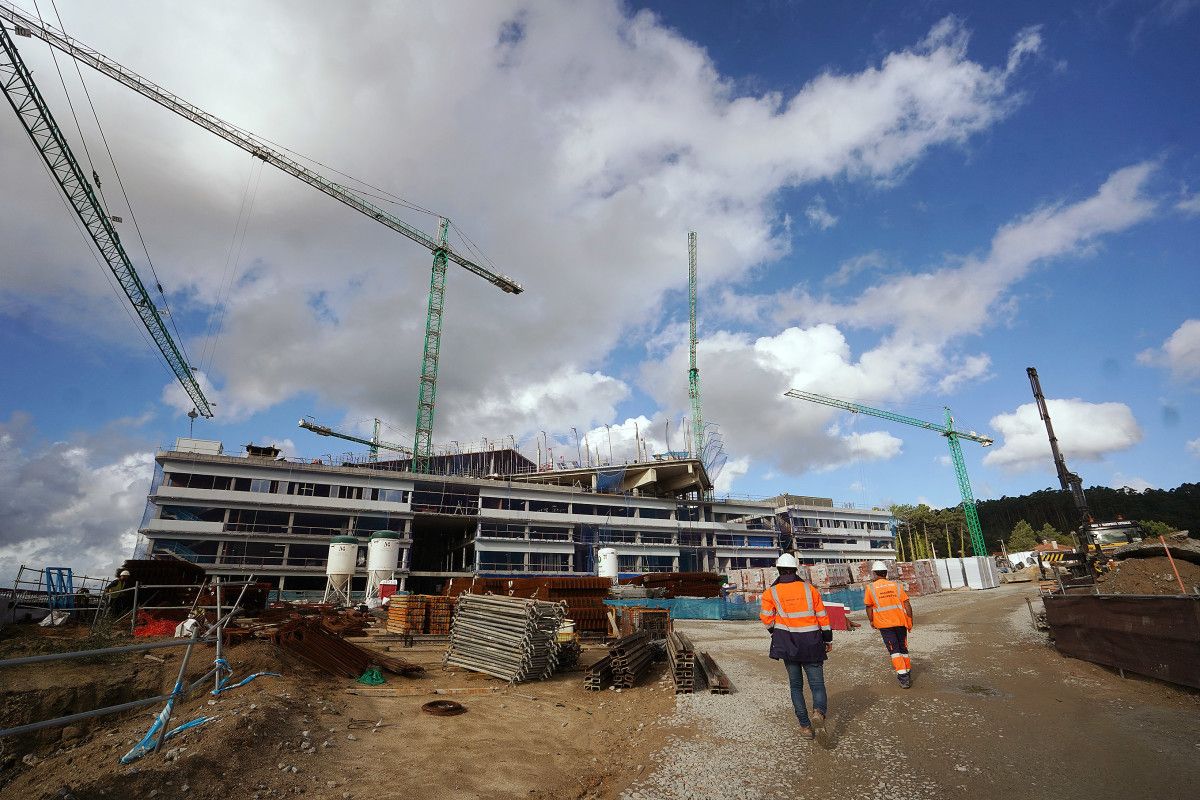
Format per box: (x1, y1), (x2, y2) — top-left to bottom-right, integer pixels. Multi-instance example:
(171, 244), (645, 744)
(776, 553), (800, 570)
(119, 570), (131, 578)
(871, 560), (888, 573)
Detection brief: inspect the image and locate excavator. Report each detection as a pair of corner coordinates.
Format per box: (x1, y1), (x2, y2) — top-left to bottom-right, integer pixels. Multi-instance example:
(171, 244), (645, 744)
(1026, 368), (1142, 578)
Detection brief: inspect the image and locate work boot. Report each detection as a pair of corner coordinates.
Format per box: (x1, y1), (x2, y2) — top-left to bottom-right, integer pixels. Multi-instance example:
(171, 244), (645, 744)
(898, 673), (912, 689)
(812, 711), (829, 745)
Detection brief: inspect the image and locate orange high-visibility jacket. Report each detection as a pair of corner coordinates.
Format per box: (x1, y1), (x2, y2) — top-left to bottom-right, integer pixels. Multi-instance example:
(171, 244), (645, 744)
(760, 578), (832, 661)
(863, 577), (910, 629)
(760, 580), (831, 634)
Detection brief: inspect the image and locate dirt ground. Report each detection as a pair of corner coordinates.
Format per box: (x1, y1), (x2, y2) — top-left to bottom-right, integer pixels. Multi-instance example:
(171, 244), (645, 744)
(1095, 555), (1200, 595)
(2, 585), (1198, 800)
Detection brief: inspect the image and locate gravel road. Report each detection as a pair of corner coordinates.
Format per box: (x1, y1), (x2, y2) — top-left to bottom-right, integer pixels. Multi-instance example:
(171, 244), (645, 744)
(619, 584), (1199, 800)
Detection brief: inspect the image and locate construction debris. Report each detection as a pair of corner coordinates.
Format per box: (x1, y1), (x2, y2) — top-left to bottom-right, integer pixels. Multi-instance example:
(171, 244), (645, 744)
(443, 593), (565, 682)
(270, 619), (424, 679)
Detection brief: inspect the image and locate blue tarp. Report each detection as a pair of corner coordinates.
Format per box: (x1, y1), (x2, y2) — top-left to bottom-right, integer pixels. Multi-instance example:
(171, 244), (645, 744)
(606, 587), (867, 620)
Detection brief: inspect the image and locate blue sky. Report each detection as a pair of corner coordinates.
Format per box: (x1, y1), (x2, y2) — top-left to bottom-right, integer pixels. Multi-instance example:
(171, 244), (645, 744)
(1, 1), (1198, 578)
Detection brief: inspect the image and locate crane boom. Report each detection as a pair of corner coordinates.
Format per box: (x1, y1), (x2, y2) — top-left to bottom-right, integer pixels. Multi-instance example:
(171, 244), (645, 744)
(1025, 367), (1094, 556)
(298, 418), (411, 459)
(687, 231), (704, 460)
(783, 388), (993, 556)
(1, 2), (525, 473)
(0, 22), (212, 416)
(0, 3), (523, 295)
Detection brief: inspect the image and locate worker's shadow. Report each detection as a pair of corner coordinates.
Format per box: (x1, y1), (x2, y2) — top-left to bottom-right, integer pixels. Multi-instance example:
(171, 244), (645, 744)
(816, 687), (877, 751)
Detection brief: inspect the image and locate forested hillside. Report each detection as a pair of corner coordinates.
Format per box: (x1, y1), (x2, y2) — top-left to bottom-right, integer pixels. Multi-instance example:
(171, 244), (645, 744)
(971, 483), (1199, 550)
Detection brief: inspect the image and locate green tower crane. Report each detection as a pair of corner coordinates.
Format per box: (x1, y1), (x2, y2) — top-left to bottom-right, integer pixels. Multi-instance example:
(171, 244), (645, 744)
(0, 21), (212, 416)
(687, 231), (704, 460)
(0, 3), (523, 472)
(298, 417), (410, 461)
(783, 389), (994, 557)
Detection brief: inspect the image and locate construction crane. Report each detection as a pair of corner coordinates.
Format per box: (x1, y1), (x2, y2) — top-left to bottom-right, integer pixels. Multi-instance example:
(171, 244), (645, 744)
(298, 417), (410, 462)
(1025, 367), (1096, 558)
(687, 231), (704, 460)
(0, 20), (212, 416)
(0, 4), (523, 473)
(783, 389), (993, 557)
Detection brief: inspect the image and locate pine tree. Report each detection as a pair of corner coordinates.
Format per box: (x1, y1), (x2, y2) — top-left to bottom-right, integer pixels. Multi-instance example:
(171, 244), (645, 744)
(1008, 520), (1038, 551)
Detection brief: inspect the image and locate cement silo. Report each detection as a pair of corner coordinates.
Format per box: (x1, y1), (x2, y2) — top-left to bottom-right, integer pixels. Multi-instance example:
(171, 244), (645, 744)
(321, 535), (358, 605)
(364, 530), (401, 605)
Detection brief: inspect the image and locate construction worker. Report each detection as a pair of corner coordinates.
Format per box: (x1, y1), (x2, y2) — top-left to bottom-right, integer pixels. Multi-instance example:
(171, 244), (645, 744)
(863, 560), (914, 688)
(760, 553), (833, 741)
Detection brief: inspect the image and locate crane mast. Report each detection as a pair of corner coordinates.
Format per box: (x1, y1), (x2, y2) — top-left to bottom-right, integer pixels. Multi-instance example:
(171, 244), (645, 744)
(687, 231), (704, 460)
(0, 21), (212, 416)
(1026, 367), (1094, 556)
(0, 2), (523, 469)
(783, 389), (993, 557)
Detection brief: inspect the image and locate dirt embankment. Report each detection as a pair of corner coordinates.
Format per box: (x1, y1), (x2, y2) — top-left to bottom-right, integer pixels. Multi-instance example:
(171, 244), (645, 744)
(0, 628), (671, 800)
(1096, 556), (1200, 595)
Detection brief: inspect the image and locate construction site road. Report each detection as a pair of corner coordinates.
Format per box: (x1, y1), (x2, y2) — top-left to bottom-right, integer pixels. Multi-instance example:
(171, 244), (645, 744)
(623, 584), (1200, 800)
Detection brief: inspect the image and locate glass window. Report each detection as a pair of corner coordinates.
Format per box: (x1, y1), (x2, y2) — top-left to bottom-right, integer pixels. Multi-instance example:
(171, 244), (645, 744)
(250, 479), (273, 493)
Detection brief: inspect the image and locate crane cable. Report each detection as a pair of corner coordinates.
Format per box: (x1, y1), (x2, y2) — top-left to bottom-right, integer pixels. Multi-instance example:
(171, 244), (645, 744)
(32, 0), (199, 376)
(198, 154), (264, 375)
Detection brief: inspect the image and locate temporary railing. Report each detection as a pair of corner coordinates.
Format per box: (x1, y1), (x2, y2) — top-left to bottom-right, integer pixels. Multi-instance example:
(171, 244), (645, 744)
(0, 576), (273, 756)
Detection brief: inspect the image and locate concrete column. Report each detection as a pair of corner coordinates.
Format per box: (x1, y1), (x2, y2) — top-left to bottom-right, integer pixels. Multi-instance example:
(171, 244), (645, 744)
(282, 543), (291, 568)
(286, 512), (295, 535)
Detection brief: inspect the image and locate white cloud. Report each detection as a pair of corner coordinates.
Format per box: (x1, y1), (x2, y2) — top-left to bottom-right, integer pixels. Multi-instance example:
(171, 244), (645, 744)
(0, 413), (153, 583)
(1178, 193), (1200, 215)
(824, 250), (887, 288)
(1109, 474), (1154, 492)
(937, 353), (992, 393)
(984, 399), (1143, 471)
(639, 165), (1156, 479)
(805, 197), (838, 230)
(1187, 437), (1200, 457)
(1137, 319), (1200, 381)
(2, 7), (1043, 445)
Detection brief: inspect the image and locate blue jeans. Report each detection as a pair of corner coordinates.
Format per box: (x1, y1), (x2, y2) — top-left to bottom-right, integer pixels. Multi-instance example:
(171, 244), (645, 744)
(784, 660), (827, 727)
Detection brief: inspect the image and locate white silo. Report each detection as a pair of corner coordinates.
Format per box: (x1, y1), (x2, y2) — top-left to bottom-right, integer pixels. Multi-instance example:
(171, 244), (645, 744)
(597, 547), (619, 583)
(321, 535), (359, 606)
(364, 530), (401, 605)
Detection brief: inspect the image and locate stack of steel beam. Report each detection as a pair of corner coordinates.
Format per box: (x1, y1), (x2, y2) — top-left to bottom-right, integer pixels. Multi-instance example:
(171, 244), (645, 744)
(667, 630), (696, 694)
(610, 630), (655, 688)
(584, 654), (613, 691)
(444, 593), (564, 683)
(696, 650), (732, 694)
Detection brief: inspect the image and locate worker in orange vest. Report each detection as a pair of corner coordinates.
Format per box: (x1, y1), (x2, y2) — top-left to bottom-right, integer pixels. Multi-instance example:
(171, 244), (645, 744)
(863, 560), (914, 688)
(760, 553), (833, 741)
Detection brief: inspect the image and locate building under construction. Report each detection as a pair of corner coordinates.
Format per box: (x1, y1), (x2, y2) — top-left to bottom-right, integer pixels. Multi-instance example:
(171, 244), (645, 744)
(139, 438), (897, 596)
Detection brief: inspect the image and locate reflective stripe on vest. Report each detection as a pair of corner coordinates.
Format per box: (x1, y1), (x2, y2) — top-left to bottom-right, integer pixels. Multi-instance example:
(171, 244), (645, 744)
(867, 580), (904, 613)
(765, 582), (828, 633)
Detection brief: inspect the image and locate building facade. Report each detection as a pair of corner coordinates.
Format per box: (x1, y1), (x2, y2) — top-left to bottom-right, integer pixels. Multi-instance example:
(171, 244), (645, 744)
(138, 440), (896, 596)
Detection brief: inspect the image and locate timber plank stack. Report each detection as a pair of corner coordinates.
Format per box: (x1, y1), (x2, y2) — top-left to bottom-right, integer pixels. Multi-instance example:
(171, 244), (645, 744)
(386, 595), (427, 635)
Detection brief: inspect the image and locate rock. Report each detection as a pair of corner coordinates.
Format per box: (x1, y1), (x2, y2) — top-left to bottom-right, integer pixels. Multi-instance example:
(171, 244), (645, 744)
(61, 726), (82, 742)
(301, 730), (310, 739)
(278, 762), (287, 771)
(22, 753), (39, 766)
(290, 766), (298, 773)
(164, 746), (185, 761)
(346, 734), (357, 741)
